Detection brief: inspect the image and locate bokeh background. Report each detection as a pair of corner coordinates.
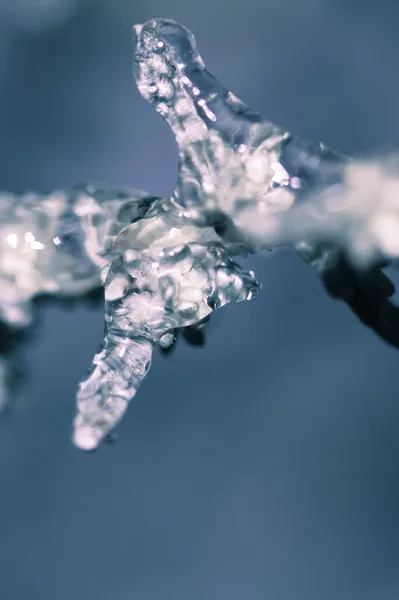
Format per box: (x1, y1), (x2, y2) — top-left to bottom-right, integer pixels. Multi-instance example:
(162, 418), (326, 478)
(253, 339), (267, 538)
(1, 1), (399, 598)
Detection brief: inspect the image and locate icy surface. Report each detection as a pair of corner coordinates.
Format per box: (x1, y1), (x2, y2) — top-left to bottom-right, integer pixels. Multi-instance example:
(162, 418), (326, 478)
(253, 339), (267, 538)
(2, 18), (399, 449)
(131, 18), (399, 344)
(73, 18), (399, 450)
(73, 195), (260, 450)
(133, 19), (346, 246)
(133, 20), (399, 286)
(74, 18), (399, 449)
(0, 184), (152, 327)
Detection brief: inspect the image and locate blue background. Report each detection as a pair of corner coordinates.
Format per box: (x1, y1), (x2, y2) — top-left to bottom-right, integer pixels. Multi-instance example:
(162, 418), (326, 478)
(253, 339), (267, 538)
(1, 1), (399, 598)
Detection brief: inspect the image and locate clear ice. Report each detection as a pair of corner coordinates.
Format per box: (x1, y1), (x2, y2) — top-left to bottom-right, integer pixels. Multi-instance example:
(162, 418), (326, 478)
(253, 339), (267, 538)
(0, 184), (154, 327)
(73, 18), (399, 449)
(73, 195), (260, 450)
(131, 19), (399, 346)
(2, 18), (399, 449)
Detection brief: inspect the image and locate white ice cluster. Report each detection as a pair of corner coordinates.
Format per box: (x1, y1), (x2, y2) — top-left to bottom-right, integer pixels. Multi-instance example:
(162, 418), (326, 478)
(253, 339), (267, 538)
(2, 18), (399, 449)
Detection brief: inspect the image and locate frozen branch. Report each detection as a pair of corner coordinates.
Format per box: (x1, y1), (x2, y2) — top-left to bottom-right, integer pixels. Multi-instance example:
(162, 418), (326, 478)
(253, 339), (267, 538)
(2, 18), (399, 449)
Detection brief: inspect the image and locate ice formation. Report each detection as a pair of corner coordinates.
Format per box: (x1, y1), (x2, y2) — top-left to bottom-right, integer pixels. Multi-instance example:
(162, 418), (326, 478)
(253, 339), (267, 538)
(2, 18), (399, 449)
(0, 184), (155, 327)
(73, 193), (260, 450)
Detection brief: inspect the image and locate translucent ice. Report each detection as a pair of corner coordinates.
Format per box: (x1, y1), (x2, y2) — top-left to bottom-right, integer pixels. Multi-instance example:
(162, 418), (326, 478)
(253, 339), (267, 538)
(133, 21), (399, 278)
(132, 19), (344, 242)
(0, 184), (153, 327)
(72, 18), (399, 450)
(2, 17), (399, 449)
(132, 18), (399, 340)
(73, 195), (260, 450)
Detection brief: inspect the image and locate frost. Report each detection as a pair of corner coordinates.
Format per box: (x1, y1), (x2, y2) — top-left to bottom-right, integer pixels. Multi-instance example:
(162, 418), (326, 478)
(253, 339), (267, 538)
(1, 18), (399, 449)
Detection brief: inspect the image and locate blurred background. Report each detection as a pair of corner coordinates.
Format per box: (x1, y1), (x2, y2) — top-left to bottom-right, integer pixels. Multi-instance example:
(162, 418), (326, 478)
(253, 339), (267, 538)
(1, 1), (399, 598)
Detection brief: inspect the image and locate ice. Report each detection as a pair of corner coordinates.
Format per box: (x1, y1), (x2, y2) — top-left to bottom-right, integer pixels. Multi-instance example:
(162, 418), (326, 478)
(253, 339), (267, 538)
(132, 20), (399, 274)
(73, 18), (399, 450)
(73, 195), (260, 450)
(131, 18), (399, 343)
(1, 18), (399, 448)
(0, 184), (153, 327)
(132, 19), (343, 241)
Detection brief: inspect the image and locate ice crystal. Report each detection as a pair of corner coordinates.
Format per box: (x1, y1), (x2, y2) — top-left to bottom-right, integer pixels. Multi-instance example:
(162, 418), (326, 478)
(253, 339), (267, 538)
(2, 18), (399, 449)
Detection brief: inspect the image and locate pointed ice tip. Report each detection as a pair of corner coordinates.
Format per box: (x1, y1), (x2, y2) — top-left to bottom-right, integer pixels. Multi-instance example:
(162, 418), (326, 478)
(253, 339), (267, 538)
(72, 425), (102, 452)
(133, 24), (143, 39)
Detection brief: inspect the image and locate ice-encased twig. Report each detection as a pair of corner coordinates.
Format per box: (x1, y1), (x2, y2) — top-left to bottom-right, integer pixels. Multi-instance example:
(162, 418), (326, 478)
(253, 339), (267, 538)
(2, 18), (399, 449)
(132, 18), (399, 338)
(73, 195), (260, 450)
(133, 20), (399, 286)
(132, 20), (346, 242)
(72, 18), (399, 450)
